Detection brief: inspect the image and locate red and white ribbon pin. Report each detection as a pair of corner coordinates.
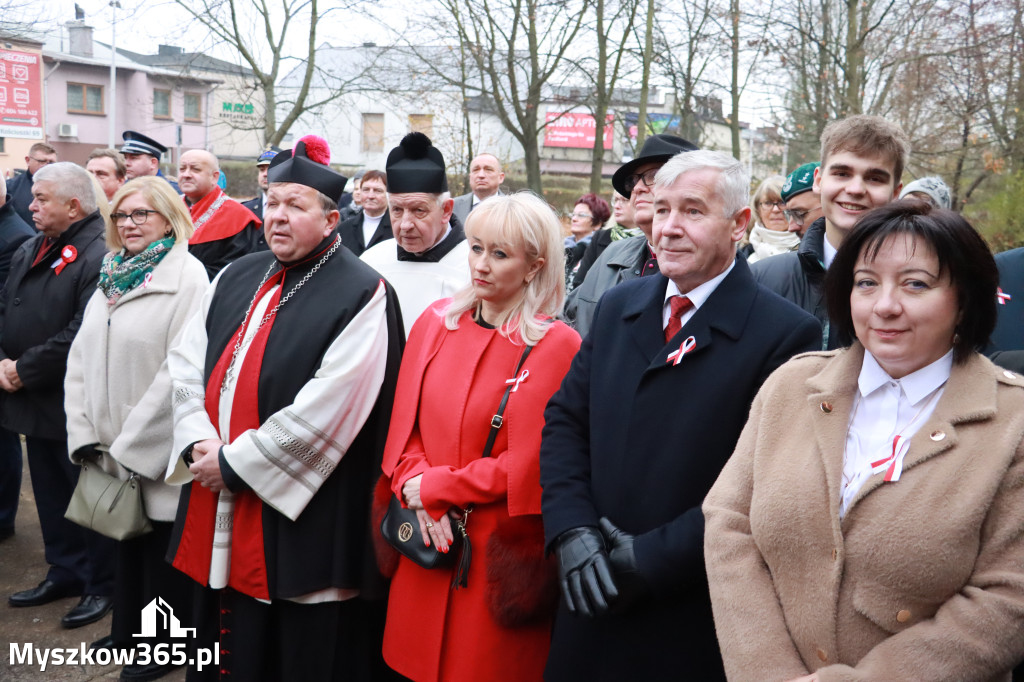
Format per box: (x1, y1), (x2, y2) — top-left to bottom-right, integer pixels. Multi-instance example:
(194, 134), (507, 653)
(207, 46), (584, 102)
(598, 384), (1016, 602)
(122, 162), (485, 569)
(52, 245), (77, 275)
(666, 336), (697, 366)
(998, 287), (1012, 305)
(505, 369), (529, 392)
(870, 434), (909, 482)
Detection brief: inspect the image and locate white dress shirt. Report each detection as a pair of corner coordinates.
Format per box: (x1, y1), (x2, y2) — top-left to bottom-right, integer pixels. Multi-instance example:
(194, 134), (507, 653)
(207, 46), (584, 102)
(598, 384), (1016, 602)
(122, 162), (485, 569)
(840, 349), (952, 517)
(661, 258), (736, 330)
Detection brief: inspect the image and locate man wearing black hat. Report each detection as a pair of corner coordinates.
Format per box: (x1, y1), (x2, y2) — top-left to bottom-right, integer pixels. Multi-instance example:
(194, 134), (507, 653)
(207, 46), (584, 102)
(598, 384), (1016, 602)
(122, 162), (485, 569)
(166, 134), (403, 680)
(564, 134), (697, 337)
(361, 132), (469, 333)
(120, 130), (180, 193)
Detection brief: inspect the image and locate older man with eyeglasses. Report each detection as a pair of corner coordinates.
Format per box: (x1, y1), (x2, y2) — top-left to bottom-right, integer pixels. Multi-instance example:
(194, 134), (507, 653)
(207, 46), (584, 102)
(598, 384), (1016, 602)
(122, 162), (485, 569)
(564, 134), (697, 337)
(779, 162), (821, 238)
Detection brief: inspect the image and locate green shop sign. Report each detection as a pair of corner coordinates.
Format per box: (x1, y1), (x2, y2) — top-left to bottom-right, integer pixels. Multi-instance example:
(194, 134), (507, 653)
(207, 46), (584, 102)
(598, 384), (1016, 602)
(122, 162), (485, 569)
(222, 102), (255, 114)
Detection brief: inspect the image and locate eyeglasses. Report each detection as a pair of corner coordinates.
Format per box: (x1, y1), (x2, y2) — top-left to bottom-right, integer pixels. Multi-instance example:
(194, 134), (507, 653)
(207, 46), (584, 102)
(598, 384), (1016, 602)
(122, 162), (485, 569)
(759, 200), (785, 210)
(783, 208), (809, 225)
(570, 212), (593, 220)
(29, 156), (55, 165)
(111, 209), (161, 226)
(624, 168), (659, 195)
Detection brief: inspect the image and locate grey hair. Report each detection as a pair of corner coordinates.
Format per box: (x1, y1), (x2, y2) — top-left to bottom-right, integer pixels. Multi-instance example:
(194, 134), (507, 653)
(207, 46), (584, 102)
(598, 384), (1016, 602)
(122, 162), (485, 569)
(34, 162), (98, 215)
(653, 150), (750, 217)
(383, 191), (451, 209)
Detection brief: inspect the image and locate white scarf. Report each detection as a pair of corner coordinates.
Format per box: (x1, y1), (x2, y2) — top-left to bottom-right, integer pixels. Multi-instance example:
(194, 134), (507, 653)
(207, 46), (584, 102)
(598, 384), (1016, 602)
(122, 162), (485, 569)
(747, 225), (800, 263)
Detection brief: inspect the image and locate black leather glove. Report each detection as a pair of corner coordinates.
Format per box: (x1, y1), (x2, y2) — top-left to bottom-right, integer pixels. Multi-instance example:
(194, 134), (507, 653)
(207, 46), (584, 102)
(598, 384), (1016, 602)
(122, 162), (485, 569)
(70, 443), (101, 465)
(554, 526), (618, 618)
(600, 517), (649, 613)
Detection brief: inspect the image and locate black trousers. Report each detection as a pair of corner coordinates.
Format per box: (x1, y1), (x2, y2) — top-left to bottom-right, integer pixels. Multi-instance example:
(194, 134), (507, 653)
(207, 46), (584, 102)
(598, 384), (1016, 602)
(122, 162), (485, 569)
(0, 426), (21, 532)
(185, 587), (398, 682)
(24, 435), (115, 594)
(111, 521), (195, 649)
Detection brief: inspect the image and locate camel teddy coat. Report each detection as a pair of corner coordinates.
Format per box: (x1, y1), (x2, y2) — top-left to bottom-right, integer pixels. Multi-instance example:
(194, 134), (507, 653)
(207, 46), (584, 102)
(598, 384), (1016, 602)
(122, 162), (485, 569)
(65, 242), (209, 521)
(704, 344), (1024, 682)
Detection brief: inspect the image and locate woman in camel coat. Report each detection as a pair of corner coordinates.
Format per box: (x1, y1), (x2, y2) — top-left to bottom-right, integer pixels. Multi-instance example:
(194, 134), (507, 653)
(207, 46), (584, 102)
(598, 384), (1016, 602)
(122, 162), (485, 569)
(704, 202), (1024, 682)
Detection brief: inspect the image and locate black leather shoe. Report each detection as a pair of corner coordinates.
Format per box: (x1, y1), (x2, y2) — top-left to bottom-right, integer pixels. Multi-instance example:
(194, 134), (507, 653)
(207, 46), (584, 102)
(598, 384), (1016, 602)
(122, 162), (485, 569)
(8, 579), (81, 607)
(0, 526), (13, 543)
(120, 661), (180, 681)
(90, 635), (115, 651)
(61, 594), (113, 629)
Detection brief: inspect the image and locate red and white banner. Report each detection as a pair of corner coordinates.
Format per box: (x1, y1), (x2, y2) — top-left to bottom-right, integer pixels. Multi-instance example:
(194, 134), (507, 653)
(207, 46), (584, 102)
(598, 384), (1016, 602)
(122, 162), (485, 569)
(0, 49), (43, 140)
(543, 112), (614, 149)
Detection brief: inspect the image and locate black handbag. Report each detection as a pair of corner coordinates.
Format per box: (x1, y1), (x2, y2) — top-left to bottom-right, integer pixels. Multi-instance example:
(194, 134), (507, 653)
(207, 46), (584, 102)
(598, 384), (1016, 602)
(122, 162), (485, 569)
(381, 344), (533, 587)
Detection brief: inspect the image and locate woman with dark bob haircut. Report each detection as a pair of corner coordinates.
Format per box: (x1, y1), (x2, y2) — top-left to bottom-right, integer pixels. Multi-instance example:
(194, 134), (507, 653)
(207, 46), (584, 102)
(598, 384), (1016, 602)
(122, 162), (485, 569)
(704, 201), (1024, 681)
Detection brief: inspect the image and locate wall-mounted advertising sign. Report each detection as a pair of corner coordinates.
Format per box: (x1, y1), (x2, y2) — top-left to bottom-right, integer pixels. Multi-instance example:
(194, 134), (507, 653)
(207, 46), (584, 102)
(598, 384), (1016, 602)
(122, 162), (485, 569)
(0, 49), (42, 140)
(543, 112), (614, 149)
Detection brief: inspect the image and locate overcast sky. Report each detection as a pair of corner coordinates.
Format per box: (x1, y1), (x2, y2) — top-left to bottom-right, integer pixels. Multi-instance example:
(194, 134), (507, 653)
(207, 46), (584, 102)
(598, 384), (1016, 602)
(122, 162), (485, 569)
(40, 0), (775, 129)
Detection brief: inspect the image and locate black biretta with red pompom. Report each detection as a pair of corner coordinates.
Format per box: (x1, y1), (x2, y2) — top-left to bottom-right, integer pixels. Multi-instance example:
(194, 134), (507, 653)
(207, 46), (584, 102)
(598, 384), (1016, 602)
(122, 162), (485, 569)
(267, 135), (348, 201)
(386, 132), (448, 194)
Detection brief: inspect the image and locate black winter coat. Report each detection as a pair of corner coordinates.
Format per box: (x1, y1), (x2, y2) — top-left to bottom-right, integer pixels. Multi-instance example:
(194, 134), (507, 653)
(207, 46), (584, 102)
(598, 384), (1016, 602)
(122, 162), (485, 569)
(0, 201), (34, 286)
(540, 257), (821, 681)
(0, 211), (107, 438)
(337, 209), (392, 257)
(749, 217), (848, 350)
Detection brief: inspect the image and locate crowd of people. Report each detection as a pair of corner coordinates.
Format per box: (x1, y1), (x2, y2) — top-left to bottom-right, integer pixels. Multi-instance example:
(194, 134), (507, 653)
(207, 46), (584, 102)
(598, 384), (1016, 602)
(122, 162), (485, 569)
(0, 110), (1023, 682)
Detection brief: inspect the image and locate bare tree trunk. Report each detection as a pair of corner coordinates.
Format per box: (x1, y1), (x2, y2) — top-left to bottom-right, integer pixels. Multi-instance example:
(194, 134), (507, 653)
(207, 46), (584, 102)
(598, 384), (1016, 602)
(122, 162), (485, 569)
(636, 0), (655, 149)
(730, 0), (741, 159)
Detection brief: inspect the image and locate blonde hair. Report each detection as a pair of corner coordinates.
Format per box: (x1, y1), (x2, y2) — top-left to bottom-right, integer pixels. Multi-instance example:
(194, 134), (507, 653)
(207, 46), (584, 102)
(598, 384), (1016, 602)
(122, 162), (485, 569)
(106, 176), (194, 252)
(444, 192), (565, 345)
(751, 175), (785, 228)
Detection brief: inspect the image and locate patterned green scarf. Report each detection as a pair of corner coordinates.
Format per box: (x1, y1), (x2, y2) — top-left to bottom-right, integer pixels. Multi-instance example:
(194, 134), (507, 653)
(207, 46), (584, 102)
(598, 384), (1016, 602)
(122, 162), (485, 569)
(98, 237), (175, 305)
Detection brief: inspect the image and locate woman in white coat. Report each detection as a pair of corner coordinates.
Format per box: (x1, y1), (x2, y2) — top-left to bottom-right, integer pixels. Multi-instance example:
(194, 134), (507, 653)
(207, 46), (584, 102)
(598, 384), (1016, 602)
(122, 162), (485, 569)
(65, 176), (210, 681)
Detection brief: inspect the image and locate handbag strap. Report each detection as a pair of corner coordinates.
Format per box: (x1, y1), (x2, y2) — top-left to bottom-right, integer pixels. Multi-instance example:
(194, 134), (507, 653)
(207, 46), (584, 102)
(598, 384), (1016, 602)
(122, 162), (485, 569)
(482, 344), (533, 459)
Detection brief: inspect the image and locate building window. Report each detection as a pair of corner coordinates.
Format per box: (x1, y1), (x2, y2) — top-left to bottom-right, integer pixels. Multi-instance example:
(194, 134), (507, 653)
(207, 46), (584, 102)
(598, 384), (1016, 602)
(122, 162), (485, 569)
(67, 83), (104, 114)
(0, 138), (5, 153)
(184, 93), (202, 121)
(408, 114), (434, 139)
(153, 89), (171, 119)
(361, 113), (384, 153)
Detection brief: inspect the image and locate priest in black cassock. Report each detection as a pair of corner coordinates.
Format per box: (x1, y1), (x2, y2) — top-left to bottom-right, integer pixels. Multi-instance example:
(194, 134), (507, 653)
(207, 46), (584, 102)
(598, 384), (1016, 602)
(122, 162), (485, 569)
(165, 134), (404, 681)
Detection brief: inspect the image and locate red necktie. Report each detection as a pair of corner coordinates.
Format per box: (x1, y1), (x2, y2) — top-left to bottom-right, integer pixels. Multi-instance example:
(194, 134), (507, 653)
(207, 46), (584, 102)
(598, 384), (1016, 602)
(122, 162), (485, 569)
(664, 295), (693, 343)
(31, 238), (55, 268)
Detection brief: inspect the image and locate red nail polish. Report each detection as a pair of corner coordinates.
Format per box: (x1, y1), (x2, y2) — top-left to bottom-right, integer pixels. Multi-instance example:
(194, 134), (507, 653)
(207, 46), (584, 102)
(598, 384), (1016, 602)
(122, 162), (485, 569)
(442, 546), (449, 554)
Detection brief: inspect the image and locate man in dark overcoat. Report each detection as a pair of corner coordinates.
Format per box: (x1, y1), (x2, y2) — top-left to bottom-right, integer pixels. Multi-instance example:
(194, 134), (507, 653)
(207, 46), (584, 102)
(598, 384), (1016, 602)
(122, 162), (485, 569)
(540, 150), (821, 680)
(2, 162), (115, 628)
(0, 174), (35, 542)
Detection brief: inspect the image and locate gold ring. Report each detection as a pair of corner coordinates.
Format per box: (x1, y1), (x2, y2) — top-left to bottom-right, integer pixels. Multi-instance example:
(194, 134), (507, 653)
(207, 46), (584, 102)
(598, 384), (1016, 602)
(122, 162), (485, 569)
(426, 522), (434, 527)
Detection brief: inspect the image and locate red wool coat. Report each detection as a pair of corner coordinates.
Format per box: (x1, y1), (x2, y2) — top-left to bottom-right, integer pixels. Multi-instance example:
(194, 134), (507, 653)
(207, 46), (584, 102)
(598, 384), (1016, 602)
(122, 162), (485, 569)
(381, 301), (580, 682)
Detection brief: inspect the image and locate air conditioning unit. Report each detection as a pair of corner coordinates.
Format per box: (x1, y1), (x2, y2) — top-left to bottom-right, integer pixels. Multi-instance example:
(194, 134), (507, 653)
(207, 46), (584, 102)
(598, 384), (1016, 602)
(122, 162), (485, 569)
(58, 123), (78, 137)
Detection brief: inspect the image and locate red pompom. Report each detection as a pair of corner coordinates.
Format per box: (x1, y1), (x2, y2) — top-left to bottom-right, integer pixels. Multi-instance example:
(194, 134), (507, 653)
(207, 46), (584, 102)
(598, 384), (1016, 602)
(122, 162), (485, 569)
(299, 135), (330, 164)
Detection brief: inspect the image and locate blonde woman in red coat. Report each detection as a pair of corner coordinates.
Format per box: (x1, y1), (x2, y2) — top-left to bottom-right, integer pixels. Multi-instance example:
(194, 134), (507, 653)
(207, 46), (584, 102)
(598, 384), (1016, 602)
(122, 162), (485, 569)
(379, 193), (581, 682)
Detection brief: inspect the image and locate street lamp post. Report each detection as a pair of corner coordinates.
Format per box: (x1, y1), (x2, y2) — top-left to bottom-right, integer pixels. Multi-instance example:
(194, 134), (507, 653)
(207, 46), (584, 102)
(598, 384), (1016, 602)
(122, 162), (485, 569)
(108, 1), (121, 148)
